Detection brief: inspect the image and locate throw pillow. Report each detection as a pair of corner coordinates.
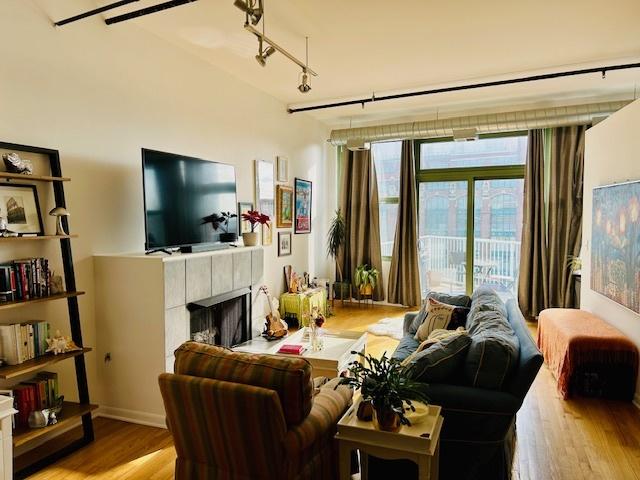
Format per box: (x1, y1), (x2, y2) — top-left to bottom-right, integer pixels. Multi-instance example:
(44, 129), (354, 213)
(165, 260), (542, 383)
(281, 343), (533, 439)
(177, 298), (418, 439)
(408, 292), (471, 335)
(414, 299), (470, 341)
(402, 327), (467, 366)
(404, 331), (472, 383)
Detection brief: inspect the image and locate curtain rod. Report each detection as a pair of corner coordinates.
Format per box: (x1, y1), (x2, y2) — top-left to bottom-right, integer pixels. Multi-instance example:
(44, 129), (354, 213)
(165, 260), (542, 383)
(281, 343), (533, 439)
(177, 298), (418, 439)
(288, 62), (640, 114)
(328, 101), (630, 145)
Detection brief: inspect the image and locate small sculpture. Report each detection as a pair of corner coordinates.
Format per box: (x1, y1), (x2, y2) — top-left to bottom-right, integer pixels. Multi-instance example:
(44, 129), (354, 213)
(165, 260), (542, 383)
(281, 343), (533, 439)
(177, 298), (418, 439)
(50, 275), (64, 294)
(49, 207), (70, 235)
(46, 330), (81, 355)
(2, 152), (33, 175)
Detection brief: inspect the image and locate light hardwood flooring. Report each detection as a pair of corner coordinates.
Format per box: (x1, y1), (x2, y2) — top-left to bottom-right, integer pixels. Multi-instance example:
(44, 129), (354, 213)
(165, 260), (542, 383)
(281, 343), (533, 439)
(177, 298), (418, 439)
(27, 303), (640, 480)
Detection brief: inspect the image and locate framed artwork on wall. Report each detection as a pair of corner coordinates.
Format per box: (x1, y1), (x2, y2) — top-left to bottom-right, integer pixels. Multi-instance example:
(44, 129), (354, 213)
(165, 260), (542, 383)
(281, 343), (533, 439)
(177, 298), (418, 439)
(294, 178), (312, 234)
(238, 202), (253, 234)
(277, 156), (289, 183)
(591, 180), (640, 313)
(276, 185), (293, 228)
(262, 221), (273, 246)
(0, 184), (43, 235)
(278, 231), (292, 256)
(255, 159), (275, 240)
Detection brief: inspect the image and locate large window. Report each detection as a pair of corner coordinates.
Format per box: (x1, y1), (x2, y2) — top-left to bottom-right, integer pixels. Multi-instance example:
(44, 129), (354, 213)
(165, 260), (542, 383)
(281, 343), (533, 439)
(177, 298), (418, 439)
(372, 141), (401, 259)
(416, 134), (526, 295)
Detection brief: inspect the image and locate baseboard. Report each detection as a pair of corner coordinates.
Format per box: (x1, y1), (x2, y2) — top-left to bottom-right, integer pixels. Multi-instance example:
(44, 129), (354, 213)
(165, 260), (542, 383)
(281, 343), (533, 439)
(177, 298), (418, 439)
(95, 406), (167, 429)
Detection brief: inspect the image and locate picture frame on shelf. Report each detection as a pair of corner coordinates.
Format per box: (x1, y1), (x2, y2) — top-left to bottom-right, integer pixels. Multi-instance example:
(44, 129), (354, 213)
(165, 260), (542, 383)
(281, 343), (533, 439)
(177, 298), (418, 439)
(238, 202), (254, 234)
(278, 231), (292, 256)
(294, 178), (312, 234)
(255, 159), (275, 225)
(0, 184), (43, 235)
(276, 185), (293, 228)
(277, 156), (289, 183)
(262, 221), (273, 246)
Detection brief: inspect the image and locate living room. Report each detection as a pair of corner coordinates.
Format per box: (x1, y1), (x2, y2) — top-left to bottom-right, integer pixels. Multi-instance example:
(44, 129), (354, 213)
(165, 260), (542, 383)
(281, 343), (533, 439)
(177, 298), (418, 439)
(0, 0), (639, 479)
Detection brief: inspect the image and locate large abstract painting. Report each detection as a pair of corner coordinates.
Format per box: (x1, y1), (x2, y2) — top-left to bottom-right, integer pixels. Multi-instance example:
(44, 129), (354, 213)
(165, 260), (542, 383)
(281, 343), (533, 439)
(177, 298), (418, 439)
(591, 180), (640, 313)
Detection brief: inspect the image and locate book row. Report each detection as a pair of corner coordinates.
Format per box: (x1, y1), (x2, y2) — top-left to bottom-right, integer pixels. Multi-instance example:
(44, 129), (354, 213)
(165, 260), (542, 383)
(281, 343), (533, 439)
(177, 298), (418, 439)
(0, 321), (50, 365)
(1, 371), (59, 429)
(0, 257), (52, 302)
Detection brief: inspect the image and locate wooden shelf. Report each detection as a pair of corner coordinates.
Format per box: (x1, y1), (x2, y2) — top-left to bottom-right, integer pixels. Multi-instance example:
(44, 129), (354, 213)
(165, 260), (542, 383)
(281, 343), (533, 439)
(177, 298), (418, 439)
(0, 172), (70, 182)
(0, 235), (77, 242)
(0, 348), (91, 380)
(0, 291), (85, 311)
(13, 402), (97, 448)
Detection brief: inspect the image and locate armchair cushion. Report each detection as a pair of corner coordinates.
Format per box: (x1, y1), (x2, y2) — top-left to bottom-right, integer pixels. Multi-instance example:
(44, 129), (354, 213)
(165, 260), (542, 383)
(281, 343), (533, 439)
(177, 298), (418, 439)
(174, 341), (313, 427)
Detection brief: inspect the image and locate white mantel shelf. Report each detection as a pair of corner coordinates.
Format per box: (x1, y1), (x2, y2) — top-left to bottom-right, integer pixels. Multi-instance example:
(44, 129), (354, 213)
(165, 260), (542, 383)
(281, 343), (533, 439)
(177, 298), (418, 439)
(95, 245), (262, 262)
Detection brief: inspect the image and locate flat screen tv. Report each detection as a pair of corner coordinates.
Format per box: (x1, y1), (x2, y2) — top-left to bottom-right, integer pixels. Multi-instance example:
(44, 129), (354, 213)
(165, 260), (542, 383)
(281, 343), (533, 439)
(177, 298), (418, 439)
(142, 148), (238, 250)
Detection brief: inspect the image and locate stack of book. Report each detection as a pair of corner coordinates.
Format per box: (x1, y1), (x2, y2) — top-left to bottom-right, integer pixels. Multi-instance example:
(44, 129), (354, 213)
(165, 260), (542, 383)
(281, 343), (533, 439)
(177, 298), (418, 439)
(0, 371), (59, 429)
(0, 321), (50, 365)
(0, 257), (52, 303)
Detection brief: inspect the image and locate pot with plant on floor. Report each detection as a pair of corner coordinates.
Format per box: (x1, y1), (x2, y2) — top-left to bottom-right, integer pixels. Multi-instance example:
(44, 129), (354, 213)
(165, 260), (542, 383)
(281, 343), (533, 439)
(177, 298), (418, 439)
(354, 264), (379, 298)
(202, 211), (238, 243)
(240, 210), (270, 246)
(339, 352), (429, 432)
(327, 209), (351, 302)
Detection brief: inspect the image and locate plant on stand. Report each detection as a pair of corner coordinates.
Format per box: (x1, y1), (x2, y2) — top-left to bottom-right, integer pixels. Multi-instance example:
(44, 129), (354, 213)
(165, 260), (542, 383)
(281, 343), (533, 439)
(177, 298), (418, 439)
(327, 209), (349, 302)
(339, 352), (429, 432)
(354, 264), (379, 297)
(202, 211), (238, 242)
(240, 210), (270, 246)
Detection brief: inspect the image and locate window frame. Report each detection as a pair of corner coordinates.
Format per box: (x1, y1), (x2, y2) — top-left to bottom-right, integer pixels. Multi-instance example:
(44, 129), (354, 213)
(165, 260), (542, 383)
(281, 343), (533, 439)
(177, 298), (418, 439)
(414, 131), (526, 294)
(372, 142), (402, 261)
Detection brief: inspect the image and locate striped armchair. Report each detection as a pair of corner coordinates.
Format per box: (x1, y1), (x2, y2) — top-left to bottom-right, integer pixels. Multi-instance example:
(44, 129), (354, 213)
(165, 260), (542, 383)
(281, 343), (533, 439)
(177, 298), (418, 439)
(159, 341), (353, 480)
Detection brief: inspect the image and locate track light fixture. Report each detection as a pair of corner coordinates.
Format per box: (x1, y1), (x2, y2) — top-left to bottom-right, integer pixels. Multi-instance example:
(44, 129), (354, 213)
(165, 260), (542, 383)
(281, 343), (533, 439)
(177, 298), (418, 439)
(297, 37), (312, 94)
(233, 0), (263, 25)
(255, 38), (276, 67)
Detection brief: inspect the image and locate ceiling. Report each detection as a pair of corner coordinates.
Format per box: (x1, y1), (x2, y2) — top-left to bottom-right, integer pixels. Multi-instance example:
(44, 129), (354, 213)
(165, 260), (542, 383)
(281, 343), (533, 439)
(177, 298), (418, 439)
(45, 0), (640, 127)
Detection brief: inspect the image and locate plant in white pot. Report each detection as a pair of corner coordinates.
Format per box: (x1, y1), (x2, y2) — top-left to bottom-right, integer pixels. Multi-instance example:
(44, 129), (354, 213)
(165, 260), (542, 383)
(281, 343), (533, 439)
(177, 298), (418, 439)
(241, 210), (270, 246)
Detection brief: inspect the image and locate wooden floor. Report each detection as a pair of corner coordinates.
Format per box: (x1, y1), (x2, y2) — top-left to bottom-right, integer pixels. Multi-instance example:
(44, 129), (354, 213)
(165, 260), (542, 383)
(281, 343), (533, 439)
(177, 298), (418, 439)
(27, 303), (640, 480)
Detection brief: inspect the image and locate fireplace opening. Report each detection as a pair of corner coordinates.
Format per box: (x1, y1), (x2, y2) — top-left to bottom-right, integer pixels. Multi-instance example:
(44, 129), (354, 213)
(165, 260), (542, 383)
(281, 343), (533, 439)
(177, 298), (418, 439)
(187, 287), (252, 348)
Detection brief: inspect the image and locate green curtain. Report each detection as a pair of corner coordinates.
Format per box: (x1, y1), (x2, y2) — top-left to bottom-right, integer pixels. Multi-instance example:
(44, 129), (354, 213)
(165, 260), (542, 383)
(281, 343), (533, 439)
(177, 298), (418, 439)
(518, 126), (587, 318)
(339, 148), (385, 301)
(387, 140), (421, 306)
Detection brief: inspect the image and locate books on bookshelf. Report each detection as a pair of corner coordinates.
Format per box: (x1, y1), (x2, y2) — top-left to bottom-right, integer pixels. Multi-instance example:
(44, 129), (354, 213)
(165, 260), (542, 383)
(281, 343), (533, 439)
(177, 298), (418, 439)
(0, 321), (49, 365)
(0, 257), (53, 303)
(0, 371), (59, 429)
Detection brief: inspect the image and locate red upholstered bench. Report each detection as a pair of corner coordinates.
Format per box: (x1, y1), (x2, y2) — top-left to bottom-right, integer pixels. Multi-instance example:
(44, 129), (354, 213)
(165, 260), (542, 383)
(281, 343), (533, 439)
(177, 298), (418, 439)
(537, 309), (638, 400)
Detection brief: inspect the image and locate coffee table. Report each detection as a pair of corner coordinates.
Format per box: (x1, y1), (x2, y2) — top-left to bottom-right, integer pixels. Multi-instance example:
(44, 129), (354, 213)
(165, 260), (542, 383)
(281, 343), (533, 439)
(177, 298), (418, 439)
(233, 329), (367, 378)
(336, 396), (443, 480)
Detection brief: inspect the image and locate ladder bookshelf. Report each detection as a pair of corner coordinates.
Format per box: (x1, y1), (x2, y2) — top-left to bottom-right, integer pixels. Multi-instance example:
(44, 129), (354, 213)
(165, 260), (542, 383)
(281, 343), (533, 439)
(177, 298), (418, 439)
(0, 141), (94, 478)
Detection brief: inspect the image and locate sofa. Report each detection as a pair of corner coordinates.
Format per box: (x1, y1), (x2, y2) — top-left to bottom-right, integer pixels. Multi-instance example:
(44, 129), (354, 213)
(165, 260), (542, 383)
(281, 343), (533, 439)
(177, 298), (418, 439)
(375, 287), (543, 480)
(158, 342), (353, 480)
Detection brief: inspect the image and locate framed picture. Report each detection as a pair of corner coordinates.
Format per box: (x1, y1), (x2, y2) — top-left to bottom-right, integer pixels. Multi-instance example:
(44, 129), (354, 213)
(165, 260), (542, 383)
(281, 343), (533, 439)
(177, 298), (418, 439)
(278, 231), (292, 256)
(294, 178), (312, 234)
(262, 221), (273, 246)
(0, 184), (43, 235)
(238, 202), (253, 234)
(276, 185), (293, 228)
(277, 156), (289, 183)
(255, 159), (274, 224)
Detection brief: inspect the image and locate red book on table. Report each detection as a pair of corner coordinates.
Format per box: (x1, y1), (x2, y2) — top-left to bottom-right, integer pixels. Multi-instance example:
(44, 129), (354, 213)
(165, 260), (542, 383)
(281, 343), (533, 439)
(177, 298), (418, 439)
(277, 344), (305, 355)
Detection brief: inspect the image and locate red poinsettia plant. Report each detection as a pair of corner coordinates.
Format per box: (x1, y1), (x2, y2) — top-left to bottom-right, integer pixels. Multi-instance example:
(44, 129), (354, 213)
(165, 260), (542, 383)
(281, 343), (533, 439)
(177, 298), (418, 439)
(241, 210), (270, 232)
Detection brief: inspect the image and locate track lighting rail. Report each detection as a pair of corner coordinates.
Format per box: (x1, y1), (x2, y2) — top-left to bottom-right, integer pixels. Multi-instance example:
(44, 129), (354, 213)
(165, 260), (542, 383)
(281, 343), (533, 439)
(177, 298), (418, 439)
(54, 0), (140, 26)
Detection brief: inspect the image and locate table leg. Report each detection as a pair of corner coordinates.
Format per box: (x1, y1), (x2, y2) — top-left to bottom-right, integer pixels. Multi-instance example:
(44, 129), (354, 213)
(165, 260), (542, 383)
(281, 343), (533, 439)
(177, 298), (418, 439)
(417, 454), (430, 480)
(360, 450), (369, 480)
(339, 441), (351, 480)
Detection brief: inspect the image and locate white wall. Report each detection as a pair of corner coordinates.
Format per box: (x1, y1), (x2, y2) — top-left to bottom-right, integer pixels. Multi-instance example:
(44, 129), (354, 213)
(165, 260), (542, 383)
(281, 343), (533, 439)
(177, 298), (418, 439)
(0, 1), (333, 413)
(581, 98), (640, 401)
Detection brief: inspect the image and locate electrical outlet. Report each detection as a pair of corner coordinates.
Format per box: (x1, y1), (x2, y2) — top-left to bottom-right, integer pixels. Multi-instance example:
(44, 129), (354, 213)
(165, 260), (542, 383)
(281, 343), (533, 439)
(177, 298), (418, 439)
(104, 352), (111, 363)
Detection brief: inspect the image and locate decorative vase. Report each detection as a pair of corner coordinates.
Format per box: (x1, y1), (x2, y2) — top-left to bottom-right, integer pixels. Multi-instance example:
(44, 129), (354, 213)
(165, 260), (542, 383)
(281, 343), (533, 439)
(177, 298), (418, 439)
(373, 405), (401, 432)
(357, 399), (374, 421)
(242, 232), (259, 246)
(220, 232), (238, 243)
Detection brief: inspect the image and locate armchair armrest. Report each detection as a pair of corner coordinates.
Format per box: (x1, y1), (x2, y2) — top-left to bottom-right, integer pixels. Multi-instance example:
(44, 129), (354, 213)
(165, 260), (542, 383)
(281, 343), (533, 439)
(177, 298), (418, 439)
(284, 382), (352, 453)
(404, 312), (419, 335)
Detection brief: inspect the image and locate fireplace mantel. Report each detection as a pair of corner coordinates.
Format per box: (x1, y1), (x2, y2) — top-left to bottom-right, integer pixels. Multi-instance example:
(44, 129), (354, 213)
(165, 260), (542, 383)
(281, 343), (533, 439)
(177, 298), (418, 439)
(94, 246), (264, 427)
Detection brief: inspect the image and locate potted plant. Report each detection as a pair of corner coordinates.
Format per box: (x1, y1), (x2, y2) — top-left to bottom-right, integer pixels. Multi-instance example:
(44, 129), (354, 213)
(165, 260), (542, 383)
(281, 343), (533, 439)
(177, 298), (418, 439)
(354, 264), (379, 296)
(339, 352), (429, 432)
(201, 211), (238, 242)
(327, 210), (350, 300)
(240, 210), (270, 246)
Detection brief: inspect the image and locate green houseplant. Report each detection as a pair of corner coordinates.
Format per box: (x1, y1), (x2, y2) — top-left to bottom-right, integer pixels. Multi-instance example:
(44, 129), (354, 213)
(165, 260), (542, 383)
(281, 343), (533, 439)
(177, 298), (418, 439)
(339, 352), (429, 432)
(240, 210), (270, 246)
(354, 264), (379, 296)
(327, 210), (350, 300)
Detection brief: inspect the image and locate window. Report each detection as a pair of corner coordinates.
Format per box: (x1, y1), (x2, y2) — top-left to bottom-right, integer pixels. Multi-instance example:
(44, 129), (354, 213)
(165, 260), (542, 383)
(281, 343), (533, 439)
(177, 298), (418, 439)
(372, 141), (401, 259)
(490, 194), (518, 239)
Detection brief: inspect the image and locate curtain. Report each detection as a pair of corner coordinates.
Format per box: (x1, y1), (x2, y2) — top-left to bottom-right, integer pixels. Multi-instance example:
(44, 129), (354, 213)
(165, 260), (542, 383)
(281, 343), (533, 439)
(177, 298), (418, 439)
(387, 140), (421, 306)
(518, 126), (587, 318)
(339, 148), (385, 300)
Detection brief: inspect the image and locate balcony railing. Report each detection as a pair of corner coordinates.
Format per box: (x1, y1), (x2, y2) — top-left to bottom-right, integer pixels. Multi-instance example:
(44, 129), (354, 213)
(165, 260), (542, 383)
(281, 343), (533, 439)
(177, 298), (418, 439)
(382, 235), (521, 294)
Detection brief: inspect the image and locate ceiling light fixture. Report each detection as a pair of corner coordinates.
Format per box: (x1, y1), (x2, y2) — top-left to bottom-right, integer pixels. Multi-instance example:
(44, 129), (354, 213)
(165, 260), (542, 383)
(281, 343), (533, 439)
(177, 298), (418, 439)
(233, 0), (263, 25)
(255, 39), (276, 67)
(297, 37), (312, 94)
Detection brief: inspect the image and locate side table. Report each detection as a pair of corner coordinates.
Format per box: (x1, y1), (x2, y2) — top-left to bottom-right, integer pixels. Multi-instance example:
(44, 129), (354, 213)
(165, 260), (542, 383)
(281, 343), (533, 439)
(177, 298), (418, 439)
(279, 288), (327, 326)
(336, 398), (442, 480)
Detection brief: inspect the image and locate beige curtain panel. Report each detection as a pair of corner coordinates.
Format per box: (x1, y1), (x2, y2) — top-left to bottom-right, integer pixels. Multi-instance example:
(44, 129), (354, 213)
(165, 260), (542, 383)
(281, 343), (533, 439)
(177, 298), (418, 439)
(518, 126), (586, 319)
(339, 149), (385, 301)
(387, 140), (422, 306)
